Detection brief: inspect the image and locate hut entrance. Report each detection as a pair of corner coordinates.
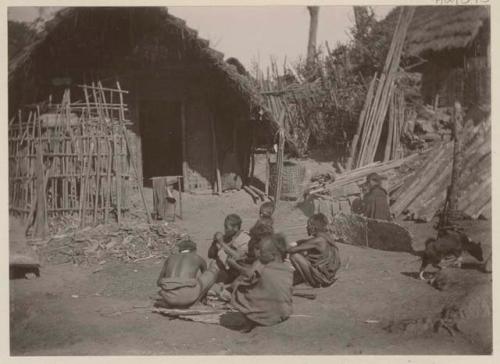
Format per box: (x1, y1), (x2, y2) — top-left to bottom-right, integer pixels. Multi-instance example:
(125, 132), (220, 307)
(140, 99), (183, 181)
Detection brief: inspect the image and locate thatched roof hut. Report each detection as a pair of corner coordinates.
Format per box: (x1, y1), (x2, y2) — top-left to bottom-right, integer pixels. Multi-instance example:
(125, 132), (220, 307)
(8, 7), (267, 108)
(384, 6), (490, 107)
(9, 7), (280, 193)
(405, 6), (490, 58)
(381, 6), (489, 58)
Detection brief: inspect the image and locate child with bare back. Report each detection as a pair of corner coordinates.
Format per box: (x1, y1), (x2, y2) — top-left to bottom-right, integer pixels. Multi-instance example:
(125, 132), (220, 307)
(288, 213), (341, 288)
(157, 239), (218, 308)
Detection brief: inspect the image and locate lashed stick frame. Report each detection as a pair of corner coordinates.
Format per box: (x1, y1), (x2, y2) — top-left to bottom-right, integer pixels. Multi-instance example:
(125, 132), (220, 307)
(8, 82), (147, 237)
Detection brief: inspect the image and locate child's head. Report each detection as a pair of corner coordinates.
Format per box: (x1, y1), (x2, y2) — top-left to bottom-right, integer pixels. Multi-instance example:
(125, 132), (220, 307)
(259, 202), (275, 219)
(249, 221), (274, 260)
(177, 239), (197, 253)
(366, 172), (386, 188)
(307, 213), (329, 236)
(258, 233), (288, 264)
(224, 214), (242, 238)
(359, 181), (369, 195)
(251, 232), (272, 260)
(249, 217), (274, 238)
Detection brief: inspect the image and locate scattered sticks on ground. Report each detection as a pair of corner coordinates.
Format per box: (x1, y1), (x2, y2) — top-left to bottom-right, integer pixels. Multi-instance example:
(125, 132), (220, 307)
(36, 217), (183, 266)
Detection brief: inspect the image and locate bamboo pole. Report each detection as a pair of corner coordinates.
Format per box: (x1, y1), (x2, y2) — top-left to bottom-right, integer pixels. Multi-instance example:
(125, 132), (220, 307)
(116, 81), (151, 224)
(347, 73), (376, 170)
(209, 112), (222, 194)
(181, 99), (189, 193)
(354, 7), (414, 168)
(384, 94), (395, 162)
(274, 128), (285, 205)
(265, 150), (270, 196)
(104, 136), (112, 224)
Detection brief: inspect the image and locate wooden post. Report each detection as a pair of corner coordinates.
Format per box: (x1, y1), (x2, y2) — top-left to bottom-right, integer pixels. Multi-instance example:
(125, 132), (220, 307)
(265, 150), (270, 196)
(177, 176), (183, 219)
(210, 112), (222, 194)
(116, 82), (151, 224)
(446, 101), (464, 221)
(30, 140), (48, 239)
(306, 6), (320, 68)
(181, 99), (189, 193)
(133, 95), (143, 188)
(249, 121), (256, 186)
(274, 129), (285, 206)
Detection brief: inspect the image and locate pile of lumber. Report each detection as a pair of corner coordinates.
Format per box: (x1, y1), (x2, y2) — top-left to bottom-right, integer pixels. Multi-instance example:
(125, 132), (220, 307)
(348, 7), (415, 169)
(392, 120), (491, 221)
(305, 117), (490, 221)
(305, 148), (432, 199)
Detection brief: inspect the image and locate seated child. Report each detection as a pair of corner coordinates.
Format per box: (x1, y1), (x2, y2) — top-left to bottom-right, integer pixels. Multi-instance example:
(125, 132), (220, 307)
(288, 213), (341, 288)
(242, 201), (275, 265)
(208, 214), (251, 283)
(230, 234), (293, 329)
(351, 182), (368, 215)
(259, 201), (275, 220)
(246, 216), (274, 265)
(157, 239), (218, 308)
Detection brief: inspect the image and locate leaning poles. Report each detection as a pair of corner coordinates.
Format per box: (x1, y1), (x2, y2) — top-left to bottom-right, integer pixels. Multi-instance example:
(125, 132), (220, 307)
(352, 7), (415, 169)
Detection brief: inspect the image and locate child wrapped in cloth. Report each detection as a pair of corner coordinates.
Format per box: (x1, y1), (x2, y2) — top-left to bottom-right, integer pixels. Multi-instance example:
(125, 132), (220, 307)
(288, 213), (341, 288)
(230, 233), (293, 328)
(157, 239), (218, 308)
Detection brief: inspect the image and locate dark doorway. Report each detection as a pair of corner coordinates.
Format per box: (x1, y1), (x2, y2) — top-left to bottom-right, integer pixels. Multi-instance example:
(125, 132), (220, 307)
(140, 100), (183, 181)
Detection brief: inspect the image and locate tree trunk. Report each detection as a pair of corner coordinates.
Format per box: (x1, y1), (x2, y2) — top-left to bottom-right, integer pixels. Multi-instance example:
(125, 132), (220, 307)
(306, 6), (320, 67)
(353, 6), (369, 32)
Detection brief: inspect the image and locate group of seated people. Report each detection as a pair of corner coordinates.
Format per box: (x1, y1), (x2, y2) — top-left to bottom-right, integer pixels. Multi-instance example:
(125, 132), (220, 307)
(156, 202), (341, 331)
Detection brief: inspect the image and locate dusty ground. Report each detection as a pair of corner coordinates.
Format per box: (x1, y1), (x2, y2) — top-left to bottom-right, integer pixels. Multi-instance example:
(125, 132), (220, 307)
(10, 188), (492, 355)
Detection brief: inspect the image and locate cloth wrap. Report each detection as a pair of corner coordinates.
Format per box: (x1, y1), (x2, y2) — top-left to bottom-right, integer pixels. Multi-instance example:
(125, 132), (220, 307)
(231, 261), (293, 326)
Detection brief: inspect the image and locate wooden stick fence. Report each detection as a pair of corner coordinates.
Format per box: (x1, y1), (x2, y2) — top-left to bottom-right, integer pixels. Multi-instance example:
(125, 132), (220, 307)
(9, 82), (137, 237)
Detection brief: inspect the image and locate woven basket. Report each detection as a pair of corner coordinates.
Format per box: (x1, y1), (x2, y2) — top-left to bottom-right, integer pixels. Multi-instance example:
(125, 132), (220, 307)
(269, 160), (306, 201)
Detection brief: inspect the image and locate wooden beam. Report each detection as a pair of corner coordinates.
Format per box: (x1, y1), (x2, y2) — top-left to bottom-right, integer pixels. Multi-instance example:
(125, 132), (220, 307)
(181, 99), (189, 193)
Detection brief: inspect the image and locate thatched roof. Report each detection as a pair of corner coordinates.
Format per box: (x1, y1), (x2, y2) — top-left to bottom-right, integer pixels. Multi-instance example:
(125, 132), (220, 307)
(383, 6), (489, 57)
(9, 7), (280, 132)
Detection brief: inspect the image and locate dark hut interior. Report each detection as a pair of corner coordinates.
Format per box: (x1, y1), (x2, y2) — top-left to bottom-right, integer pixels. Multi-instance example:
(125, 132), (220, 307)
(9, 7), (272, 192)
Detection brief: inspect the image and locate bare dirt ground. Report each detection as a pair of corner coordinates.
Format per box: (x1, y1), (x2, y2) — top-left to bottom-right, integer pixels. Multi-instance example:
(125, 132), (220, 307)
(10, 188), (492, 355)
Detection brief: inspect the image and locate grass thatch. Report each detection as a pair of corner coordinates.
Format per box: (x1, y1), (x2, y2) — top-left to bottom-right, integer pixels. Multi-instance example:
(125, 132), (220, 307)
(8, 7), (279, 135)
(382, 6), (489, 57)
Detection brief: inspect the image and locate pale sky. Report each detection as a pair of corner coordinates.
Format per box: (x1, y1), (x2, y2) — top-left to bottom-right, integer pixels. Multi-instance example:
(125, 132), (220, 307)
(8, 6), (394, 70)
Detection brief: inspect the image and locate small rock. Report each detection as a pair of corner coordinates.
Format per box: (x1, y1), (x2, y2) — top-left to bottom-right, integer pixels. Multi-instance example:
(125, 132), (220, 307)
(71, 294), (79, 298)
(483, 254), (492, 273)
(25, 272), (37, 280)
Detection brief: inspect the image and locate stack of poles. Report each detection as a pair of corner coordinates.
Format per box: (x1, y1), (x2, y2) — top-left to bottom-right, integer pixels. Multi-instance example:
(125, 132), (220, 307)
(309, 149), (425, 197)
(383, 87), (406, 161)
(390, 121), (491, 221)
(350, 7), (415, 169)
(8, 83), (137, 236)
